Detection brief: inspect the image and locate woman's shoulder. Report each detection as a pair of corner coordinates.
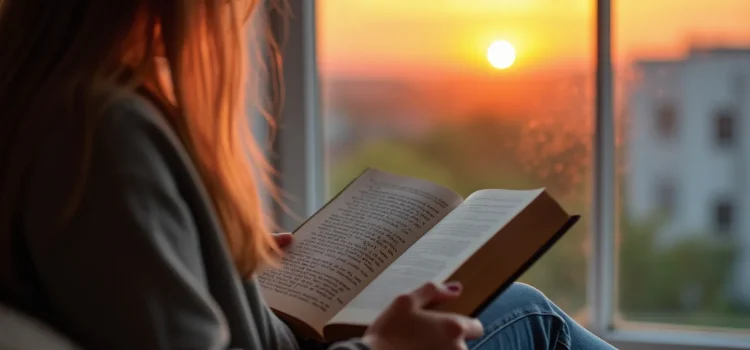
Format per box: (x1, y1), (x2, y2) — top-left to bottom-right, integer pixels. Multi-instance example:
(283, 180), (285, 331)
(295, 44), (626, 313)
(95, 91), (182, 152)
(47, 90), (189, 176)
(86, 91), (198, 191)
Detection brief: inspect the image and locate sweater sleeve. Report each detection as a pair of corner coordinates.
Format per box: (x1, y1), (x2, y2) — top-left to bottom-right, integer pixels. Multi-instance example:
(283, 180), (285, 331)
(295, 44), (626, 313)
(22, 102), (230, 350)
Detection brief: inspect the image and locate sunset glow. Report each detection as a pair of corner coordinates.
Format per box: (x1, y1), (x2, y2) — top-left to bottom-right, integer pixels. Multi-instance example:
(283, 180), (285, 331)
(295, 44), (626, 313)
(318, 0), (750, 77)
(487, 40), (516, 69)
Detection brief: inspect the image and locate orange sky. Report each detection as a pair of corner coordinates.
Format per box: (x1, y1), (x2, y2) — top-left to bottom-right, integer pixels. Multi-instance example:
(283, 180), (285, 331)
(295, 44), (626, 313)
(318, 0), (750, 77)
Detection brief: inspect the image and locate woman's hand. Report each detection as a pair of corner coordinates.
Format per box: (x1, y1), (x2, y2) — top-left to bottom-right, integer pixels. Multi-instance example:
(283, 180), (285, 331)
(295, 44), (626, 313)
(272, 232), (293, 249)
(362, 282), (484, 350)
(268, 232), (293, 259)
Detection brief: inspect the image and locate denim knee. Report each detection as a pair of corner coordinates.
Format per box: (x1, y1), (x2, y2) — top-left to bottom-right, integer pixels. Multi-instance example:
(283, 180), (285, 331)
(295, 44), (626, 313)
(505, 283), (555, 309)
(468, 283), (571, 350)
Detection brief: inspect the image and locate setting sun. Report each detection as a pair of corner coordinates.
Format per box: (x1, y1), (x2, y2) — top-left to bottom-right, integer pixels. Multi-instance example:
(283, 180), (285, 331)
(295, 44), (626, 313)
(487, 40), (516, 70)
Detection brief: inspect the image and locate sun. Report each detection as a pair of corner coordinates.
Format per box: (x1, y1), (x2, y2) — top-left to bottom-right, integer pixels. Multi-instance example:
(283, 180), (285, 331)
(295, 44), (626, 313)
(487, 40), (516, 70)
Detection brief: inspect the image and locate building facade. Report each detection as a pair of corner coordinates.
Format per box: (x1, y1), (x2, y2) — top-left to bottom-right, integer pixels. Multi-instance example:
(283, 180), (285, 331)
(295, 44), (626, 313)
(627, 47), (750, 305)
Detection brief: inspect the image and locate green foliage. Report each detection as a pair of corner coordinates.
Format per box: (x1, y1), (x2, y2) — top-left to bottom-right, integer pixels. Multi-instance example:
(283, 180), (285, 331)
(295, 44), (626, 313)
(328, 140), (458, 195)
(619, 217), (740, 323)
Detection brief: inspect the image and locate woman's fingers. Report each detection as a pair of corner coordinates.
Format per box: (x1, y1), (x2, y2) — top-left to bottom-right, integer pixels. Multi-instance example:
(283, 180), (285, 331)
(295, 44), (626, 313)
(428, 313), (484, 341)
(272, 232), (293, 248)
(410, 281), (463, 309)
(429, 281), (463, 304)
(460, 317), (484, 339)
(365, 281), (482, 350)
(413, 281), (483, 341)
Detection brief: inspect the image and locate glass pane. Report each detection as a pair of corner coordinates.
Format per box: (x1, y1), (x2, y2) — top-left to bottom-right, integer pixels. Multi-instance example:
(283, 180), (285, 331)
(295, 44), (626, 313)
(616, 0), (750, 330)
(319, 0), (594, 319)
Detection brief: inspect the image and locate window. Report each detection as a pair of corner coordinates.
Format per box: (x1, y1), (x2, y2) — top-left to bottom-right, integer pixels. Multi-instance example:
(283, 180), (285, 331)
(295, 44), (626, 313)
(273, 0), (750, 348)
(714, 199), (734, 235)
(715, 109), (734, 147)
(656, 180), (676, 216)
(656, 103), (677, 139)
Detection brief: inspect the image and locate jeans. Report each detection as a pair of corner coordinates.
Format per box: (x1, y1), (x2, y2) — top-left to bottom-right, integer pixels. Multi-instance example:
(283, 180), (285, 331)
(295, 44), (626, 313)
(467, 283), (616, 350)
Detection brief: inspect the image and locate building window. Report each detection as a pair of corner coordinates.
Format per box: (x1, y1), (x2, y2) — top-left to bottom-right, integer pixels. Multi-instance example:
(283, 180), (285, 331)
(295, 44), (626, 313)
(714, 199), (734, 235)
(656, 180), (676, 216)
(715, 109), (735, 147)
(655, 103), (677, 139)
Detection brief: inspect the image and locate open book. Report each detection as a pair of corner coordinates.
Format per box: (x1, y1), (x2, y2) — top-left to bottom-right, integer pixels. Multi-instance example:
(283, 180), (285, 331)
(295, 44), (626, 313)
(257, 168), (579, 342)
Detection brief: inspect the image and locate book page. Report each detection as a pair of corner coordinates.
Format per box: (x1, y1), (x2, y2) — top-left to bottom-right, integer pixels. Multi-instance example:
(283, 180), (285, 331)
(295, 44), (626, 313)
(329, 189), (543, 325)
(257, 169), (463, 333)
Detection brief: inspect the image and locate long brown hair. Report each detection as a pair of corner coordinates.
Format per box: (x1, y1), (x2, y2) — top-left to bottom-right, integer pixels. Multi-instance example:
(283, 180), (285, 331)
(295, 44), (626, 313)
(0, 0), (283, 298)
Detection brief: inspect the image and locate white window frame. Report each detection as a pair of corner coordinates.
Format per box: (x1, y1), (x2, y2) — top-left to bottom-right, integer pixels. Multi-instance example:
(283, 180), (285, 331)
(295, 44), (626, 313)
(270, 1), (750, 349)
(269, 0), (325, 228)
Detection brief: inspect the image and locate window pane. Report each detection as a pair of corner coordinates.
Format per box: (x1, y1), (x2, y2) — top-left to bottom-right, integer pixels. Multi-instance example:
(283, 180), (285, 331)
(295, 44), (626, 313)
(616, 0), (750, 329)
(319, 0), (594, 318)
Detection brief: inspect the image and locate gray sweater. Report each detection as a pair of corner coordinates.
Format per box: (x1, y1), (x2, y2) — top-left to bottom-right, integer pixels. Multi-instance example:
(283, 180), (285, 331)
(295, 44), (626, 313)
(15, 92), (368, 350)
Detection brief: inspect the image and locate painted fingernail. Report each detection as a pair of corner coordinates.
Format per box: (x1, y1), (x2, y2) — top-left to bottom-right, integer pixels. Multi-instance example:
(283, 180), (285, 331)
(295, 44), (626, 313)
(445, 281), (462, 292)
(277, 234), (292, 245)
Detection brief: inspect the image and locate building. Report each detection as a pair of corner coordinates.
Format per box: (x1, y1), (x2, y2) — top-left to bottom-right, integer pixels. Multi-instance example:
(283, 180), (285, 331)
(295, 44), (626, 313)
(627, 47), (750, 305)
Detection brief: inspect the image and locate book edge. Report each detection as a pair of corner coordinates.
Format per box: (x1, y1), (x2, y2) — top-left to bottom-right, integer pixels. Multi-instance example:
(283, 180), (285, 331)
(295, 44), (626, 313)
(468, 214), (581, 317)
(270, 307), (326, 342)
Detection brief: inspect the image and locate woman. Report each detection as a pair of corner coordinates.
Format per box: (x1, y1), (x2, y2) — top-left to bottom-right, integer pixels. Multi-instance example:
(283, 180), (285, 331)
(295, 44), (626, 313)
(0, 0), (615, 349)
